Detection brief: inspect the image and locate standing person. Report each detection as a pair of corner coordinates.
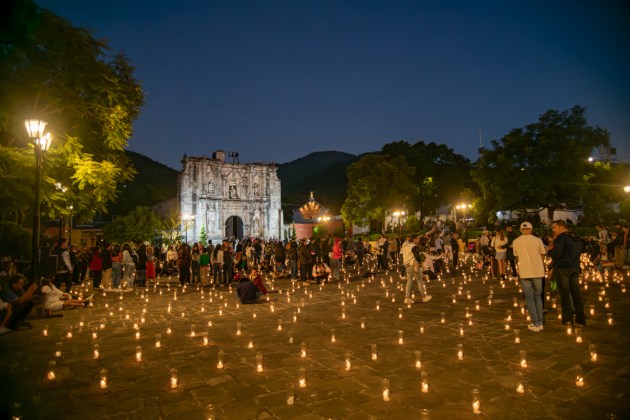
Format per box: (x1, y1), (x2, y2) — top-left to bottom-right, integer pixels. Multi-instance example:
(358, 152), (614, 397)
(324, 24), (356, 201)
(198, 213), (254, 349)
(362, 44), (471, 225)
(199, 245), (210, 285)
(355, 237), (365, 267)
(330, 237), (343, 281)
(443, 232), (453, 263)
(621, 225), (630, 269)
(401, 234), (432, 304)
(191, 243), (201, 283)
(70, 245), (80, 285)
(377, 234), (389, 270)
(512, 222), (547, 332)
(451, 233), (460, 271)
(491, 229), (508, 279)
(78, 247), (90, 283)
(53, 238), (73, 293)
(253, 239), (262, 267)
(222, 241), (234, 286)
(111, 245), (123, 290)
(389, 236), (399, 265)
(122, 244), (135, 290)
(89, 246), (103, 290)
(178, 243), (192, 285)
(211, 245), (223, 286)
(101, 242), (113, 291)
(286, 239), (298, 280)
(548, 220), (586, 327)
(135, 244), (147, 287)
(146, 245), (156, 283)
(298, 239), (312, 283)
(505, 225), (518, 277)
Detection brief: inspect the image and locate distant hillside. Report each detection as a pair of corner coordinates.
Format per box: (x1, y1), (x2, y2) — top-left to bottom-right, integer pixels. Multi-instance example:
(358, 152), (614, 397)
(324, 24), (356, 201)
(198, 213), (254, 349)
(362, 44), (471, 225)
(277, 151), (359, 220)
(106, 151), (178, 217)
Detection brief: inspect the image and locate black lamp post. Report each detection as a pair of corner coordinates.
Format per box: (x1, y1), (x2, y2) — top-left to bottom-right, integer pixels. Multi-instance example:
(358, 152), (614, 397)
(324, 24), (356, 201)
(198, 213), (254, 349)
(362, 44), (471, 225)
(25, 119), (52, 285)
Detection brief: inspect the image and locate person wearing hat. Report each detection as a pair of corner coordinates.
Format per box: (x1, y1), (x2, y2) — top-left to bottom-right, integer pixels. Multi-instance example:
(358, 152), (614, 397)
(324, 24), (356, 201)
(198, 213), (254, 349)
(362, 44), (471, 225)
(512, 222), (546, 332)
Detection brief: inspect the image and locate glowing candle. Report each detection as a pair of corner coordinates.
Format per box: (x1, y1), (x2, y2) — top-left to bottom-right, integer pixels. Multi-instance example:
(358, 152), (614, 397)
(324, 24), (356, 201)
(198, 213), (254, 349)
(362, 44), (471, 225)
(382, 378), (390, 401)
(345, 351), (352, 371)
(419, 321), (426, 334)
(217, 350), (224, 369)
(398, 307), (403, 319)
(136, 345), (143, 362)
(55, 342), (62, 359)
(415, 350), (422, 368)
(300, 341), (307, 358)
(440, 312), (446, 324)
(504, 318), (511, 331)
(66, 327), (73, 339)
(166, 322), (172, 335)
(472, 389), (482, 414)
(247, 334), (253, 349)
(459, 323), (464, 336)
(589, 344), (598, 362)
(516, 372), (525, 394)
(170, 368), (178, 389)
(457, 344), (464, 360)
(287, 382), (296, 405)
(361, 317), (366, 329)
(566, 322), (573, 335)
(341, 308), (346, 319)
(331, 329), (336, 343)
(465, 307), (470, 318)
(371, 344), (378, 361)
(93, 343), (100, 359)
(135, 330), (141, 340)
(47, 361), (56, 380)
(607, 313), (613, 325)
(155, 333), (162, 348)
(514, 329), (520, 344)
(92, 328), (98, 339)
(277, 318), (283, 331)
(513, 297), (518, 307)
(376, 301), (380, 310)
(298, 367), (307, 388)
(421, 371), (429, 393)
(575, 328), (583, 343)
(43, 325), (48, 336)
(589, 305), (595, 316)
(520, 350), (528, 368)
(99, 368), (108, 389)
(256, 353), (263, 372)
(398, 330), (404, 345)
(452, 294), (457, 304)
(575, 365), (584, 387)
(506, 310), (512, 321)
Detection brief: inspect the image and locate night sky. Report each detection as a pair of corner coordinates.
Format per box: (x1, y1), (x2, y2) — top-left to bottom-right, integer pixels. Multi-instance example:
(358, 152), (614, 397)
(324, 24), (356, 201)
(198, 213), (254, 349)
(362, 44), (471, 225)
(37, 0), (630, 170)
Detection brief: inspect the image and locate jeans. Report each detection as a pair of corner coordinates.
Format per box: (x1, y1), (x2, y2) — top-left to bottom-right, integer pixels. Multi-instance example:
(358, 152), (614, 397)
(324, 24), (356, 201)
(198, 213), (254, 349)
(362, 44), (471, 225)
(191, 261), (201, 283)
(405, 266), (427, 298)
(331, 258), (341, 280)
(212, 263), (222, 285)
(520, 278), (543, 327)
(124, 264), (135, 288)
(112, 262), (122, 288)
(289, 260), (298, 279)
(555, 267), (585, 325)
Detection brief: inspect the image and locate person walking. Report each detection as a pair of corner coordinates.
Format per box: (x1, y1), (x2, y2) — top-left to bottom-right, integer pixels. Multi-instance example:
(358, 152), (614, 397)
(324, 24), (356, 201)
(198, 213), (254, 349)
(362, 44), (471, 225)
(401, 234), (432, 304)
(548, 220), (586, 327)
(512, 222), (546, 332)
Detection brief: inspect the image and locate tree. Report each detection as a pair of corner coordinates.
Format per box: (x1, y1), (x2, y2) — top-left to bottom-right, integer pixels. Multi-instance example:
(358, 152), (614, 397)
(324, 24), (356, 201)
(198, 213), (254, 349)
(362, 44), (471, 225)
(381, 141), (475, 217)
(341, 154), (416, 231)
(471, 106), (611, 220)
(104, 207), (163, 244)
(0, 1), (144, 225)
(199, 223), (208, 244)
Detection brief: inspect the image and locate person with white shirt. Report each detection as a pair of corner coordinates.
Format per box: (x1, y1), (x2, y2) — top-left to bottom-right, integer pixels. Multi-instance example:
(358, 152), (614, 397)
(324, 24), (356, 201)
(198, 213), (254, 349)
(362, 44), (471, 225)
(512, 222), (546, 332)
(41, 278), (93, 311)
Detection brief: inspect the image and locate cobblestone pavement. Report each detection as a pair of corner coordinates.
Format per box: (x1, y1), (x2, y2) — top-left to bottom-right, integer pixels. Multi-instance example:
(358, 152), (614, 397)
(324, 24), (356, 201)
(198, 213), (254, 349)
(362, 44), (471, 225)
(1, 255), (629, 419)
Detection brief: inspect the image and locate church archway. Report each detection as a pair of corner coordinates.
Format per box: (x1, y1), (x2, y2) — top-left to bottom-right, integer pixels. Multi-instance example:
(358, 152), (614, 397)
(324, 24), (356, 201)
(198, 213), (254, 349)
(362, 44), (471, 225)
(225, 215), (244, 239)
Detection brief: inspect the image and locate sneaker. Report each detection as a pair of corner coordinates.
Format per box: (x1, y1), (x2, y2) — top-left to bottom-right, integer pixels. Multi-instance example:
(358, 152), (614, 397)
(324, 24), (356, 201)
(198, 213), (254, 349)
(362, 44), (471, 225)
(404, 298), (415, 304)
(538, 324), (544, 331)
(421, 295), (432, 303)
(0, 326), (11, 335)
(527, 324), (541, 332)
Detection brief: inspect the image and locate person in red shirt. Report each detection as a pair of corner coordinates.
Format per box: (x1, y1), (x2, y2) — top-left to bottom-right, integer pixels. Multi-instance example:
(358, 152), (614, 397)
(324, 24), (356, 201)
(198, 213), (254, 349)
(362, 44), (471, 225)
(250, 268), (268, 295)
(89, 246), (103, 290)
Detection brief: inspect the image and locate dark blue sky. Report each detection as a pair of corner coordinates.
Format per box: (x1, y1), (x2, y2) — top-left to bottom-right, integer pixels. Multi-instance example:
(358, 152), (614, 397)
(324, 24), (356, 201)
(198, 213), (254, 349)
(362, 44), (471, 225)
(38, 0), (630, 169)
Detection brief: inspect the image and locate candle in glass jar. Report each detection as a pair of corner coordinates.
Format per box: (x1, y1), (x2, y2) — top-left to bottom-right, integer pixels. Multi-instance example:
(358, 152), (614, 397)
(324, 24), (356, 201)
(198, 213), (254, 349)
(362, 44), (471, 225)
(575, 365), (584, 387)
(217, 350), (224, 369)
(514, 329), (521, 344)
(136, 345), (142, 362)
(589, 344), (598, 362)
(256, 353), (263, 372)
(330, 329), (336, 343)
(607, 313), (613, 325)
(93, 343), (100, 359)
(371, 344), (378, 361)
(575, 328), (583, 343)
(415, 350), (422, 368)
(398, 330), (404, 345)
(99, 368), (108, 389)
(47, 361), (56, 380)
(43, 325), (48, 336)
(472, 389), (482, 414)
(421, 371), (429, 393)
(170, 368), (178, 389)
(299, 367), (307, 388)
(300, 341), (307, 358)
(520, 350), (528, 368)
(344, 351), (352, 371)
(457, 344), (464, 360)
(382, 378), (390, 401)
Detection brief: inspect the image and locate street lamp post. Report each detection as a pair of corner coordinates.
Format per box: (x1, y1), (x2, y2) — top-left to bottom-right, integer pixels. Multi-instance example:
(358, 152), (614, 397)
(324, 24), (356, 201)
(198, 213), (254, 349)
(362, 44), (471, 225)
(25, 119), (52, 285)
(455, 203), (472, 241)
(392, 211), (406, 235)
(181, 213), (195, 244)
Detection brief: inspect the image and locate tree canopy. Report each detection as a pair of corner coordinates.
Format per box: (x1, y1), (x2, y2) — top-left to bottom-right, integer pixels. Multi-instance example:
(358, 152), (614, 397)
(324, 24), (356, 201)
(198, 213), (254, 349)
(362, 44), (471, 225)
(471, 106), (611, 223)
(0, 0), (144, 225)
(341, 154), (416, 230)
(103, 207), (163, 244)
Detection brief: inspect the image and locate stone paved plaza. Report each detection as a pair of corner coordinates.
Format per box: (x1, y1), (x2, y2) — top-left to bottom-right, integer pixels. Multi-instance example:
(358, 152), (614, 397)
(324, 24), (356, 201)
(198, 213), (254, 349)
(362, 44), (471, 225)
(1, 255), (629, 419)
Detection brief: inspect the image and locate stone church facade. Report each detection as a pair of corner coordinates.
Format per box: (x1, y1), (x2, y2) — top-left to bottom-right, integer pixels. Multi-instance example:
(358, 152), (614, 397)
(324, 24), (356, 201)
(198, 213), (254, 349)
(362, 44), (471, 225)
(178, 151), (282, 242)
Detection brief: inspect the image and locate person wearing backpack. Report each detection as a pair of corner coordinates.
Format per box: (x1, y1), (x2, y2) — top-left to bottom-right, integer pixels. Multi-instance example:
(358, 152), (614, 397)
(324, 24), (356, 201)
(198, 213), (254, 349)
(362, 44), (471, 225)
(401, 234), (432, 304)
(548, 220), (585, 327)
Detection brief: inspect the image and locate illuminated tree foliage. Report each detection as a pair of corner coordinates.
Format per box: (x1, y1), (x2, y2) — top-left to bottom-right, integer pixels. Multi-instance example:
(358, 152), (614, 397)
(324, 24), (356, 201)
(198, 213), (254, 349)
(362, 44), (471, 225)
(341, 154), (416, 231)
(0, 0), (144, 224)
(471, 106), (611, 222)
(104, 207), (163, 244)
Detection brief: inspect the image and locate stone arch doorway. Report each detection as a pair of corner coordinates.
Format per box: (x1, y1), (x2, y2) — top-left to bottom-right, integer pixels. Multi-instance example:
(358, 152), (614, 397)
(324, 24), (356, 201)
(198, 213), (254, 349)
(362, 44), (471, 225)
(225, 215), (244, 239)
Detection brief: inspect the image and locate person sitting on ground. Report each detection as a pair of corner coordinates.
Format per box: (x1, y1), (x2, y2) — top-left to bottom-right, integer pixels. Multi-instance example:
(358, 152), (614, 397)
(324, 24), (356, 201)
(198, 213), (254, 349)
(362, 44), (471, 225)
(271, 261), (290, 279)
(41, 278), (93, 311)
(0, 291), (13, 335)
(311, 260), (331, 285)
(1, 274), (37, 330)
(250, 269), (268, 295)
(236, 275), (261, 304)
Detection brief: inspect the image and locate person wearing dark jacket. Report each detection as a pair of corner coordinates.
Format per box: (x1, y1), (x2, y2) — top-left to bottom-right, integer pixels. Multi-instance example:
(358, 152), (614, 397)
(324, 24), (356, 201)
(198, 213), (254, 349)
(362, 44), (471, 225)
(237, 276), (261, 304)
(548, 220), (585, 326)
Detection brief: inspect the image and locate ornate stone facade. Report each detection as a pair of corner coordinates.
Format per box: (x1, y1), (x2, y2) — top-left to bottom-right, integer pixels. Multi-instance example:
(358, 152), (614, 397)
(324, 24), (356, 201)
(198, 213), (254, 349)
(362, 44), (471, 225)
(178, 151), (282, 242)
